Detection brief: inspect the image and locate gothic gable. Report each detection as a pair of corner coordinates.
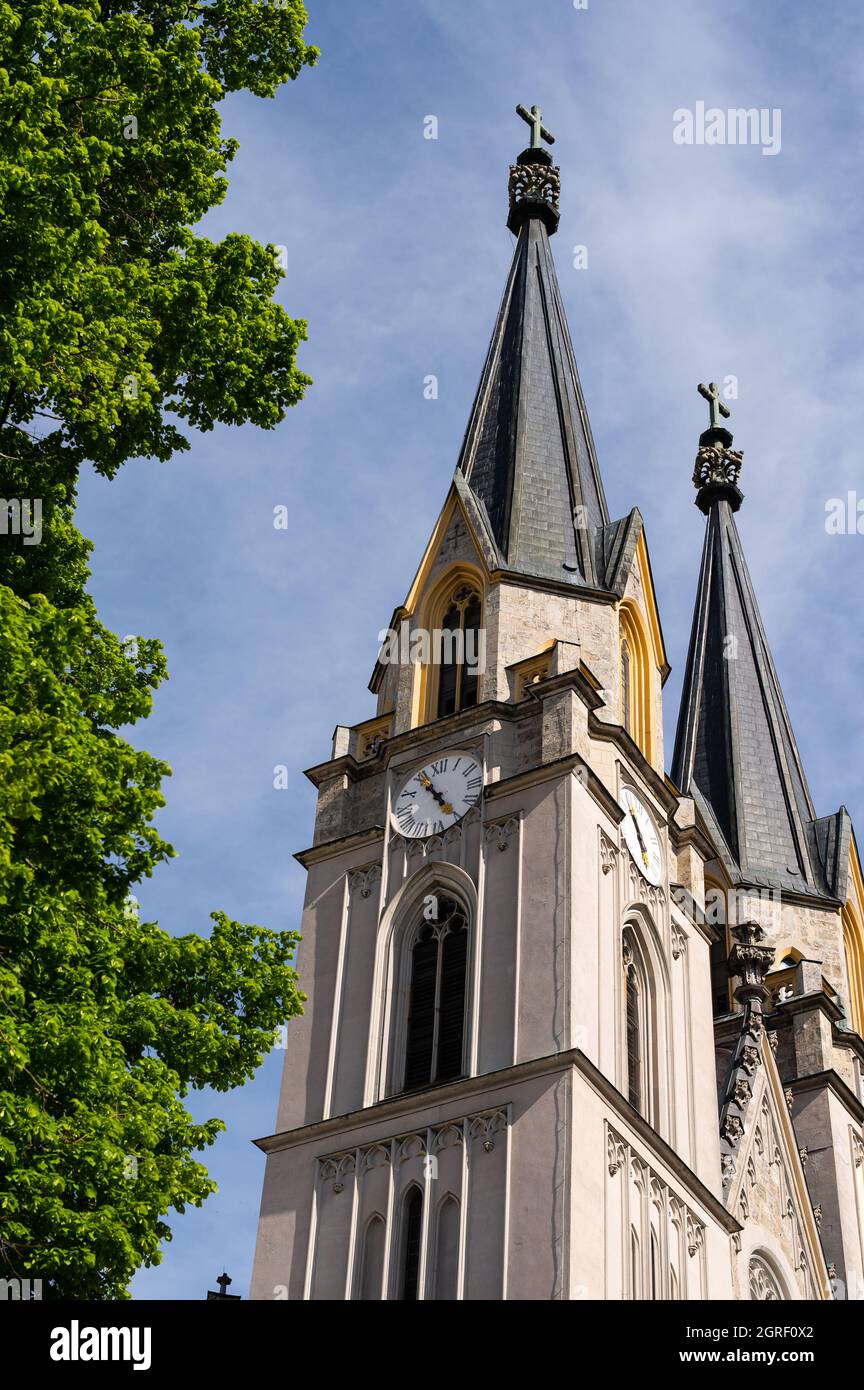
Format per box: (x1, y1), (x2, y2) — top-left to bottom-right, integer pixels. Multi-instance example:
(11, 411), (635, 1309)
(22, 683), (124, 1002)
(722, 1027), (831, 1299)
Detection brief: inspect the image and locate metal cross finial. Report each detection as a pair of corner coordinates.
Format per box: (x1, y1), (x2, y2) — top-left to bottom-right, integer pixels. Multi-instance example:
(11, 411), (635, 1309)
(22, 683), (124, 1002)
(516, 103), (555, 149)
(216, 1272), (232, 1295)
(698, 381), (731, 431)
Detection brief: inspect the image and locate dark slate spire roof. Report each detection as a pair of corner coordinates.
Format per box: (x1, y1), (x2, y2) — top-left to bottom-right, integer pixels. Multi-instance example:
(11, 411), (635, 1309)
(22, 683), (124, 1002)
(672, 398), (839, 900)
(456, 143), (610, 590)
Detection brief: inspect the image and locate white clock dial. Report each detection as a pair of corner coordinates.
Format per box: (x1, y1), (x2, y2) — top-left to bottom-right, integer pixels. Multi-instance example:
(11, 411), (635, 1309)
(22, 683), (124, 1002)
(618, 789), (663, 887)
(393, 754), (483, 839)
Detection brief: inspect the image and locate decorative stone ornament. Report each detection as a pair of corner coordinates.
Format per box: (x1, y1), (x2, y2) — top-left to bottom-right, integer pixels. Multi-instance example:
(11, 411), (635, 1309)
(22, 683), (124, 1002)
(508, 150), (561, 236)
(718, 921), (775, 1184)
(693, 381), (745, 514)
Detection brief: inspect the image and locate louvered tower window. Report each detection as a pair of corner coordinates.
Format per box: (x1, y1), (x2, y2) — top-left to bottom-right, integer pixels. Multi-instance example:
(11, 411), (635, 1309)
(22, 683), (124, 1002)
(621, 637), (632, 735)
(404, 898), (468, 1090)
(436, 587), (481, 718)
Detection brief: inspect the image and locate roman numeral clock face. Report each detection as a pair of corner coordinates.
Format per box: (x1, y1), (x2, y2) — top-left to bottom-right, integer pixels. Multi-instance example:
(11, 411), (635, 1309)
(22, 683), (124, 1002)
(393, 754), (483, 838)
(619, 789), (664, 887)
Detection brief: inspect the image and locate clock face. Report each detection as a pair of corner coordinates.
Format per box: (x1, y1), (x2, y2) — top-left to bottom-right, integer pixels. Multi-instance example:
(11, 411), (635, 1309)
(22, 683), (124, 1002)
(619, 789), (663, 887)
(393, 754), (483, 838)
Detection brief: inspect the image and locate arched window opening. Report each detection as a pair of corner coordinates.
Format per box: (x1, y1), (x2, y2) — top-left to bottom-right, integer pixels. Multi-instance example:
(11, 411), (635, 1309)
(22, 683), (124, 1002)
(619, 602), (654, 763)
(433, 1196), (460, 1301)
(630, 1227), (641, 1300)
(622, 922), (667, 1133)
(624, 944), (643, 1114)
(399, 1188), (424, 1301)
(843, 902), (864, 1036)
(436, 586), (482, 719)
(749, 1253), (785, 1301)
(650, 1229), (660, 1301)
(359, 1215), (386, 1301)
(404, 898), (468, 1091)
(621, 637), (632, 736)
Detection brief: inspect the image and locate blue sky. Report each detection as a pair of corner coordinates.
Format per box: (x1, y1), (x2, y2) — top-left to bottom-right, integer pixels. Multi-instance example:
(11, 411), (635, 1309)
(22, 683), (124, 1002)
(75, 0), (864, 1298)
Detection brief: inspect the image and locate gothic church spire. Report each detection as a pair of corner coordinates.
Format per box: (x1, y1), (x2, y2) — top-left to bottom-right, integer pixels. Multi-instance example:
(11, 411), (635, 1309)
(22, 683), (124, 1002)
(671, 387), (841, 900)
(456, 106), (611, 590)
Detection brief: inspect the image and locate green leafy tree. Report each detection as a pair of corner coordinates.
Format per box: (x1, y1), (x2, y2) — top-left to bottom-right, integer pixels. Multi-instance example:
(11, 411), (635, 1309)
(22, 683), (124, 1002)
(0, 0), (317, 1297)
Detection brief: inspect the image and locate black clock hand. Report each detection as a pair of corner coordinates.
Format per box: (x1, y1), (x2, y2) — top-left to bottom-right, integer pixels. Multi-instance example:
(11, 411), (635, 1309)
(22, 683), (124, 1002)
(629, 807), (649, 865)
(419, 774), (453, 814)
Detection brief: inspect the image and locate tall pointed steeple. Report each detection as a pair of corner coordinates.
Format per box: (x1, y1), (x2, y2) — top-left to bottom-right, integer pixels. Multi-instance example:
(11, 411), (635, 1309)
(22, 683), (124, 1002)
(456, 106), (611, 590)
(671, 387), (839, 899)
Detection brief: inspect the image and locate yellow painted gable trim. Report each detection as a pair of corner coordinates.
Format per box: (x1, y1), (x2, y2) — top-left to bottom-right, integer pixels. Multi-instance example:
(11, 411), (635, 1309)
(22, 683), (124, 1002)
(634, 530), (669, 677)
(844, 835), (864, 1035)
(402, 486), (490, 618)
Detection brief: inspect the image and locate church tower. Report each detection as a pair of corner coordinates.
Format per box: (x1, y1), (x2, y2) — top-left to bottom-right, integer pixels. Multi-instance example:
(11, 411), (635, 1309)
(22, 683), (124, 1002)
(251, 111), (853, 1301)
(672, 394), (864, 1300)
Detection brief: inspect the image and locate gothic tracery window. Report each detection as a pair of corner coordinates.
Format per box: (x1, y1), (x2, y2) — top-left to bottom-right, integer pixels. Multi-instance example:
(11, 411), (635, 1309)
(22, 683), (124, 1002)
(436, 584), (482, 719)
(749, 1254), (785, 1301)
(403, 897), (468, 1091)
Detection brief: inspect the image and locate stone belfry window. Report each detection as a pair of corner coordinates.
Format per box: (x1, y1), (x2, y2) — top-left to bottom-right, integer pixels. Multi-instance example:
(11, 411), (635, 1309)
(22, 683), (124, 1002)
(436, 585), (482, 719)
(403, 898), (468, 1090)
(621, 637), (632, 735)
(619, 602), (653, 762)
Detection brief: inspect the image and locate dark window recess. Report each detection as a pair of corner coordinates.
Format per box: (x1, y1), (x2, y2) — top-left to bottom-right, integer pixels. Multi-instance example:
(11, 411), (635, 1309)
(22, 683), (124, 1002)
(400, 1189), (423, 1301)
(626, 964), (642, 1113)
(710, 930), (730, 1016)
(403, 899), (467, 1090)
(437, 926), (468, 1081)
(436, 590), (482, 719)
(403, 932), (438, 1090)
(436, 605), (461, 718)
(621, 638), (632, 734)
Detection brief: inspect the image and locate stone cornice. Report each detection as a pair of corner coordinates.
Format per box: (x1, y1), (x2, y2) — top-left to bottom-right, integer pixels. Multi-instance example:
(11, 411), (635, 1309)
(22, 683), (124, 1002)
(587, 712), (679, 817)
(294, 825), (385, 870)
(784, 1068), (864, 1125)
(492, 569), (618, 605)
(668, 819), (717, 865)
(302, 701), (530, 789)
(254, 1047), (740, 1236)
(484, 751), (623, 826)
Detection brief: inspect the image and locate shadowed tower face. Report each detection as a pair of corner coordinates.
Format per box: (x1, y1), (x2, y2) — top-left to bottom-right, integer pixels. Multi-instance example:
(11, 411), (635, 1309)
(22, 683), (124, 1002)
(250, 115), (858, 1305)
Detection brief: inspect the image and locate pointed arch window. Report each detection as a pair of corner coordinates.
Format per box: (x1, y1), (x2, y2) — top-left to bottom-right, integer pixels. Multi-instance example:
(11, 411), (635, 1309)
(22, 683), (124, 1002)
(622, 924), (665, 1127)
(621, 637), (632, 736)
(843, 900), (864, 1037)
(433, 1196), (460, 1301)
(359, 1215), (386, 1300)
(624, 944), (643, 1114)
(403, 897), (468, 1091)
(630, 1227), (641, 1299)
(436, 585), (482, 719)
(399, 1187), (424, 1301)
(619, 602), (654, 763)
(650, 1228), (660, 1301)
